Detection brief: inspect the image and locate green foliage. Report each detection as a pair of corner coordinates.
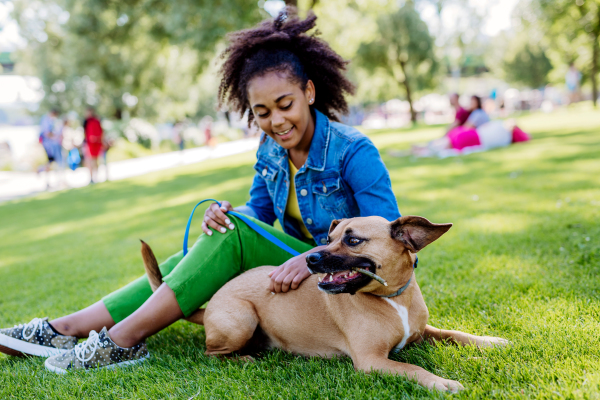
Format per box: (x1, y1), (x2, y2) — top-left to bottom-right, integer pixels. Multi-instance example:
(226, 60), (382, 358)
(526, 0), (600, 104)
(503, 43), (553, 88)
(1, 106), (600, 398)
(11, 0), (262, 120)
(356, 1), (438, 121)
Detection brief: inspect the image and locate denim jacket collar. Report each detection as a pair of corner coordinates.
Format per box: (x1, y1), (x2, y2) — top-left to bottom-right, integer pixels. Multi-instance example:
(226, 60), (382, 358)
(267, 109), (330, 172)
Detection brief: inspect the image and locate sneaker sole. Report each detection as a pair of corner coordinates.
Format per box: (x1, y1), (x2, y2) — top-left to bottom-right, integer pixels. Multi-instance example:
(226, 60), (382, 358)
(0, 333), (69, 358)
(44, 353), (150, 374)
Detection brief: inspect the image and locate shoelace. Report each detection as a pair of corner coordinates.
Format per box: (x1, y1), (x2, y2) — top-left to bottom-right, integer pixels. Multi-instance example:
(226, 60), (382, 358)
(19, 318), (46, 341)
(74, 330), (100, 363)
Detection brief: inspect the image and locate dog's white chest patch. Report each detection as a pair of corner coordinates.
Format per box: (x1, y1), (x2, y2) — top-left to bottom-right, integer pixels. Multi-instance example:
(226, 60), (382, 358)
(383, 298), (410, 350)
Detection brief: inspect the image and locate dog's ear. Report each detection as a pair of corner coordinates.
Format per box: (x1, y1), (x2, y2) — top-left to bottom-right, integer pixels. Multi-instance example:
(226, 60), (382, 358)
(390, 216), (452, 253)
(328, 219), (345, 235)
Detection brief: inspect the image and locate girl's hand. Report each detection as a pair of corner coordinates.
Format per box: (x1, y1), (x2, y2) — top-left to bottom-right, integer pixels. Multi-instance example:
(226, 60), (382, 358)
(268, 246), (325, 293)
(202, 201), (235, 236)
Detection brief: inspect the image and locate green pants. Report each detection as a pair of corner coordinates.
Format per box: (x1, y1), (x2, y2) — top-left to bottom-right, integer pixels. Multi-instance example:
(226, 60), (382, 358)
(103, 215), (314, 323)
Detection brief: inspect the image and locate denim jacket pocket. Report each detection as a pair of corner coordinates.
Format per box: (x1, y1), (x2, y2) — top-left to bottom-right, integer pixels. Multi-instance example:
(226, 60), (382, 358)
(254, 158), (279, 181)
(312, 176), (351, 218)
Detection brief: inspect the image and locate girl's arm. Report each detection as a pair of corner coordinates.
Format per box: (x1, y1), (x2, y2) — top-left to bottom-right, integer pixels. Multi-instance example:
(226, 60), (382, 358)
(235, 172), (277, 225)
(342, 137), (401, 221)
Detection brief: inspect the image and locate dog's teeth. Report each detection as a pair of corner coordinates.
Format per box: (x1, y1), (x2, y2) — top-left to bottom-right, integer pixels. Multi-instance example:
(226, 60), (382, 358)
(318, 276), (322, 282)
(329, 275), (333, 282)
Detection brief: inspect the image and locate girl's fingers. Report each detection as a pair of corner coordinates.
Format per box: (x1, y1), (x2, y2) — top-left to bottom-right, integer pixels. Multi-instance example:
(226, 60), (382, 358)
(201, 221), (213, 236)
(220, 201), (234, 212)
(205, 216), (228, 234)
(211, 204), (235, 230)
(268, 265), (283, 277)
(205, 210), (228, 234)
(281, 273), (295, 293)
(269, 267), (284, 287)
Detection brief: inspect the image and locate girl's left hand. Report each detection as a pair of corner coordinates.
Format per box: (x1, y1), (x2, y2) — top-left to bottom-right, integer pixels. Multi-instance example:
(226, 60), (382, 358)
(268, 246), (325, 293)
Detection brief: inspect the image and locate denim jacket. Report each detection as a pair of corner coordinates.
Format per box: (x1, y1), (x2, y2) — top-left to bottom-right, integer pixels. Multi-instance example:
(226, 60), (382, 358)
(237, 109), (401, 246)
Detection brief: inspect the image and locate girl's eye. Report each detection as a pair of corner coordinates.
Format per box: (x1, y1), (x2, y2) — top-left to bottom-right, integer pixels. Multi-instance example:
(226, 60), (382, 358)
(258, 112), (269, 118)
(281, 102), (292, 110)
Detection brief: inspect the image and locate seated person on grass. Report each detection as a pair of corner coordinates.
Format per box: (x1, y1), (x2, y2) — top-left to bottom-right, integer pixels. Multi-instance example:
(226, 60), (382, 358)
(446, 93), (471, 133)
(411, 96), (530, 157)
(0, 11), (404, 373)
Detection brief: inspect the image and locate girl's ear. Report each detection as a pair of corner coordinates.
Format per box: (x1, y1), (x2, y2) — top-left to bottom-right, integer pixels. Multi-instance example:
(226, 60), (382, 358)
(305, 79), (316, 105)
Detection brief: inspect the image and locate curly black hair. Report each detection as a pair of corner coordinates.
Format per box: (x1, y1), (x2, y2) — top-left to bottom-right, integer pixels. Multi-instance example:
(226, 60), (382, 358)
(218, 8), (355, 126)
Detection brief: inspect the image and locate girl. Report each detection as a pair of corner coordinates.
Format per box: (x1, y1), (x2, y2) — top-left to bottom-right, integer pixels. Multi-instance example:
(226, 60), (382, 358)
(0, 10), (401, 372)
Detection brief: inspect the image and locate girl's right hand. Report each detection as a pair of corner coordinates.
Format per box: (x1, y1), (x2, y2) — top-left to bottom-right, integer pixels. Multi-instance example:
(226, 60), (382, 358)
(202, 201), (235, 236)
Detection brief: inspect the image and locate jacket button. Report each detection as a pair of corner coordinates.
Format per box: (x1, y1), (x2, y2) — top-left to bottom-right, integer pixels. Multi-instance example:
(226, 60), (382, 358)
(320, 238), (327, 244)
(300, 189), (308, 196)
(306, 218), (313, 225)
(262, 168), (267, 176)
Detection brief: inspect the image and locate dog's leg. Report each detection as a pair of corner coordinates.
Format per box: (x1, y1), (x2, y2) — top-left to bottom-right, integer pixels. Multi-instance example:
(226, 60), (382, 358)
(204, 300), (259, 356)
(185, 309), (205, 325)
(352, 351), (464, 393)
(423, 325), (509, 348)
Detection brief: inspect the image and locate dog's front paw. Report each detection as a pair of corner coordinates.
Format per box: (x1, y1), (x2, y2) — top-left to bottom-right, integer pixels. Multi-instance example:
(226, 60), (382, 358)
(428, 378), (465, 393)
(474, 336), (510, 348)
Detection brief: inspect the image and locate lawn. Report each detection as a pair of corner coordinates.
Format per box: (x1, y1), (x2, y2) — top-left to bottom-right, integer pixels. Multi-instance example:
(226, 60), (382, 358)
(1, 104), (599, 399)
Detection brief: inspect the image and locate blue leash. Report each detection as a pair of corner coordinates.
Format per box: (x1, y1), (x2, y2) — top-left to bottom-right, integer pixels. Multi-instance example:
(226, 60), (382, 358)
(183, 199), (300, 257)
(182, 199), (417, 278)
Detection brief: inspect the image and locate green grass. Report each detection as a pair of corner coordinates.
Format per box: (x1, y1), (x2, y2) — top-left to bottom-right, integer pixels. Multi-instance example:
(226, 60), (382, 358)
(1, 104), (600, 399)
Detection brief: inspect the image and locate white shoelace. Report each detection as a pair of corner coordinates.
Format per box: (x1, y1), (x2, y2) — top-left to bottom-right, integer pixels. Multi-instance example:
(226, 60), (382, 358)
(74, 330), (100, 363)
(19, 318), (46, 341)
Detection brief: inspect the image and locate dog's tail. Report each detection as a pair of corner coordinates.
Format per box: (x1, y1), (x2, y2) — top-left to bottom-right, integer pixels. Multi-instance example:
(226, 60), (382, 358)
(140, 240), (205, 325)
(141, 240), (163, 292)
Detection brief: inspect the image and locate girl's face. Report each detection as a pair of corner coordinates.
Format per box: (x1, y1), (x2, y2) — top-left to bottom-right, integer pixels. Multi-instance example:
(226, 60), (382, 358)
(470, 97), (479, 110)
(247, 71), (316, 150)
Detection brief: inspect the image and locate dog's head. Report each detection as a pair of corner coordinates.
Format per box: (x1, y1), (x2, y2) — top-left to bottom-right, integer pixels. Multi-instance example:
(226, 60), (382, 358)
(306, 216), (452, 295)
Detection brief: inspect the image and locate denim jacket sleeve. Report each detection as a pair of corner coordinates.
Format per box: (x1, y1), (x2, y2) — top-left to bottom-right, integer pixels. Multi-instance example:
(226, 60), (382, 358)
(236, 171), (278, 225)
(342, 137), (401, 221)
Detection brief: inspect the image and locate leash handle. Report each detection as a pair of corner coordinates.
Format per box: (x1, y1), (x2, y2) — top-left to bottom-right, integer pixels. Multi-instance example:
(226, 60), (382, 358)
(183, 199), (301, 257)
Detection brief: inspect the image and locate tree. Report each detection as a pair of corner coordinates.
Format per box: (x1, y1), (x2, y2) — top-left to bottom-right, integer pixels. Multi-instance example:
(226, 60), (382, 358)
(11, 0), (262, 119)
(356, 1), (438, 123)
(503, 43), (553, 88)
(535, 0), (600, 106)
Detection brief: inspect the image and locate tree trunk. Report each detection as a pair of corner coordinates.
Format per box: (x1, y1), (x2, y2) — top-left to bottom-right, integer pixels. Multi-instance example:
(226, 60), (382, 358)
(309, 0), (319, 9)
(593, 36), (598, 108)
(398, 59), (417, 124)
(285, 0), (297, 6)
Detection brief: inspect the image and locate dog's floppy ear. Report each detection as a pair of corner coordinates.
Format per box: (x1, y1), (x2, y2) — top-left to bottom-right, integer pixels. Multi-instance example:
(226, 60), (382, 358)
(328, 219), (345, 235)
(390, 216), (452, 253)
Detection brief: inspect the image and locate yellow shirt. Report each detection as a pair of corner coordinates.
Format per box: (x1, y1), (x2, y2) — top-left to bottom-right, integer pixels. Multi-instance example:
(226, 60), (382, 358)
(286, 159), (313, 239)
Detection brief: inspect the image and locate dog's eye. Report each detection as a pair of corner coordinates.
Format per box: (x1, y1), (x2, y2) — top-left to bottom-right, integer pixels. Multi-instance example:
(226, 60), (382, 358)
(346, 237), (363, 246)
(326, 237), (331, 244)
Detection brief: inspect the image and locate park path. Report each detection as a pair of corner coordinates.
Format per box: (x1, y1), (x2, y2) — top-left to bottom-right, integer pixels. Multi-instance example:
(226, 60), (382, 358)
(0, 137), (259, 203)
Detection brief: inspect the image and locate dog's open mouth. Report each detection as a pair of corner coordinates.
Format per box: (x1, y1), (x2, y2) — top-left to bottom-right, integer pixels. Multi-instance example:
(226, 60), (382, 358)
(317, 270), (364, 285)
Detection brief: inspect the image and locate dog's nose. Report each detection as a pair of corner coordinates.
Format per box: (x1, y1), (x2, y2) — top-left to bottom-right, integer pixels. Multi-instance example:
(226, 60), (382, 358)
(306, 252), (323, 266)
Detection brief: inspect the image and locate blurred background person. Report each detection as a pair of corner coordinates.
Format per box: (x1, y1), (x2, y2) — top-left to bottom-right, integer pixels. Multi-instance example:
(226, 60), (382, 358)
(38, 109), (64, 189)
(82, 107), (104, 184)
(446, 93), (471, 133)
(463, 95), (490, 129)
(566, 63), (581, 104)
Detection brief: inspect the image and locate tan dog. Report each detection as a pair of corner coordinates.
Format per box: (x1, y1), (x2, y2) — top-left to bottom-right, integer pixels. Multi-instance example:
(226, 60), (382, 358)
(142, 216), (508, 392)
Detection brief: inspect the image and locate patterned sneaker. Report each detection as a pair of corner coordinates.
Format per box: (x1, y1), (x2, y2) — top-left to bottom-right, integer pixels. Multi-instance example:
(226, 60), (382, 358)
(0, 317), (77, 357)
(44, 327), (149, 374)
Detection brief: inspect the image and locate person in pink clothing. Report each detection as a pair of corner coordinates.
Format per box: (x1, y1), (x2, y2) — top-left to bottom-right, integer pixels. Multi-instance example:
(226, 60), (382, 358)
(411, 96), (530, 157)
(445, 93), (471, 133)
